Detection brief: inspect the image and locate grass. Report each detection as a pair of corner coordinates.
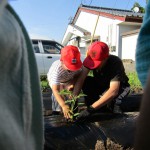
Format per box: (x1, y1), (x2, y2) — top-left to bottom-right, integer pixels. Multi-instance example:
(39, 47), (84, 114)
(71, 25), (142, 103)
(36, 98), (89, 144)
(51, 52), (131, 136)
(127, 72), (142, 93)
(40, 76), (50, 92)
(127, 72), (141, 88)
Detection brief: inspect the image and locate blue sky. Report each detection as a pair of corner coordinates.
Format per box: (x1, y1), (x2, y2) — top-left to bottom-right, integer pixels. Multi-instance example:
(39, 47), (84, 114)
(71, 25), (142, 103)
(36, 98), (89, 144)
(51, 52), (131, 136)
(9, 0), (146, 43)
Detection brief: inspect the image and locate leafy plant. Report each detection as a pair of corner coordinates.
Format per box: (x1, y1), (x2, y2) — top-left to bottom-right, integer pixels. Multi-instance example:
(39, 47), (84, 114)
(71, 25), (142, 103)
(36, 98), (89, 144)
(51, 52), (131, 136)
(131, 2), (145, 13)
(59, 89), (86, 121)
(40, 80), (50, 92)
(88, 70), (93, 77)
(40, 75), (47, 81)
(127, 72), (142, 93)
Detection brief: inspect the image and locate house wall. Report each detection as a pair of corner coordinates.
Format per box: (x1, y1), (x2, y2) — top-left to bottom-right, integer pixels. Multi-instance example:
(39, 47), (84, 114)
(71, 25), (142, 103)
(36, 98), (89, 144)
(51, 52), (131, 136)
(122, 33), (139, 61)
(75, 11), (122, 42)
(63, 10), (142, 60)
(116, 24), (140, 59)
(76, 11), (98, 33)
(75, 11), (141, 59)
(75, 11), (122, 54)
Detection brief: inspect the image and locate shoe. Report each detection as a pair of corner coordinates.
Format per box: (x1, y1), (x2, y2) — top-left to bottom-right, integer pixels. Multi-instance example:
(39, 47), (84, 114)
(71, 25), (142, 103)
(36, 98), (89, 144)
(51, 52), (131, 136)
(113, 105), (122, 114)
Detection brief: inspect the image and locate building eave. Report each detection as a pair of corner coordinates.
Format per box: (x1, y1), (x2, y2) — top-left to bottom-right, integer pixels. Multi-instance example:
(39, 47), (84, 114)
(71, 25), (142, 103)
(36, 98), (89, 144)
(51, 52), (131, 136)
(125, 16), (143, 23)
(62, 24), (91, 45)
(72, 4), (144, 24)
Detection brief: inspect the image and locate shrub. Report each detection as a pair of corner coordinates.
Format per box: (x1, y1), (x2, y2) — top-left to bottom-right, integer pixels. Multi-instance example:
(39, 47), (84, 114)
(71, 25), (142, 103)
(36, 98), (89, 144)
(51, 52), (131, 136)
(127, 72), (142, 93)
(40, 78), (50, 92)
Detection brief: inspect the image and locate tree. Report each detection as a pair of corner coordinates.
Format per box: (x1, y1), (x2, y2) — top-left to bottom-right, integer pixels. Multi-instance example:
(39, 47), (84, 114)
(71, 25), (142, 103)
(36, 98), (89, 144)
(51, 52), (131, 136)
(131, 2), (145, 13)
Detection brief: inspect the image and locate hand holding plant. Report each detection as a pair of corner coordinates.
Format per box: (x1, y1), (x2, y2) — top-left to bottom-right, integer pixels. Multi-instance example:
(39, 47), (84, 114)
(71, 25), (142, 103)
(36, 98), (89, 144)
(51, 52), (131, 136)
(62, 104), (72, 119)
(59, 89), (86, 122)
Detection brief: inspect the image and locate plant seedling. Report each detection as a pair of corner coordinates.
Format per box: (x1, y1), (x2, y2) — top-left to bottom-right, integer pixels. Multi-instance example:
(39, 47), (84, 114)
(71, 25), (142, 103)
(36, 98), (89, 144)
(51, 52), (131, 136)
(59, 89), (86, 122)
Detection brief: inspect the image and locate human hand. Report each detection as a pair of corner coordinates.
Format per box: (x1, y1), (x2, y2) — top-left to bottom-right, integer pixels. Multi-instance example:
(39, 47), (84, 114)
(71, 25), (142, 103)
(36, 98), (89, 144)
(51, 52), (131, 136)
(75, 106), (95, 122)
(62, 104), (72, 119)
(67, 84), (74, 91)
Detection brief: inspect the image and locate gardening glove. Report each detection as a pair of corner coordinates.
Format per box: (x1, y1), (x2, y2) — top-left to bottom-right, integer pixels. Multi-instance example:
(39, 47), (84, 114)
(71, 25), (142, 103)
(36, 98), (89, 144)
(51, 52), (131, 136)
(75, 106), (96, 122)
(62, 104), (72, 119)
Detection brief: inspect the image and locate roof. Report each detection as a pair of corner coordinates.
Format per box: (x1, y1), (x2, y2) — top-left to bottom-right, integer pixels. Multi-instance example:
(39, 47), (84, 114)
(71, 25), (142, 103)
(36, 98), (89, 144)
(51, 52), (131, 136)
(72, 4), (144, 24)
(70, 24), (91, 36)
(81, 4), (144, 17)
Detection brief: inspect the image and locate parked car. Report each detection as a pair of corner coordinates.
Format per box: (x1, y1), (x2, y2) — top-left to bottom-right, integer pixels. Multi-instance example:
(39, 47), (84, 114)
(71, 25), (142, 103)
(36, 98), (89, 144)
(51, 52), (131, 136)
(31, 37), (64, 75)
(31, 37), (85, 75)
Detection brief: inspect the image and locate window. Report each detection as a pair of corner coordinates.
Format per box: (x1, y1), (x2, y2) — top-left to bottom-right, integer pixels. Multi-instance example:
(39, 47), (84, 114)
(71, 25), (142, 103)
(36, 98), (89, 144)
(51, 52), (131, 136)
(32, 40), (40, 53)
(110, 46), (116, 52)
(42, 41), (63, 54)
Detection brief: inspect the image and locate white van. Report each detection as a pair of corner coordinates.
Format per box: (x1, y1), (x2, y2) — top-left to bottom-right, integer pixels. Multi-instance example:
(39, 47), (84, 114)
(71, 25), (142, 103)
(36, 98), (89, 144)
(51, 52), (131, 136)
(31, 37), (64, 75)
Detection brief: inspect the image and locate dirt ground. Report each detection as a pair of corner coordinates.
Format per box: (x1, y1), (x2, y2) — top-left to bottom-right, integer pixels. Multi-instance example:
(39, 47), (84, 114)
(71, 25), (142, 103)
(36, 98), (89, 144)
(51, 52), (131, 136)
(95, 138), (133, 150)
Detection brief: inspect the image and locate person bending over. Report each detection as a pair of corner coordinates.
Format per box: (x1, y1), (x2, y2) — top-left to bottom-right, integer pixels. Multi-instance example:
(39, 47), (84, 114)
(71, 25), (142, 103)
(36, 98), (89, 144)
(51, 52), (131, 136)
(73, 41), (130, 121)
(47, 45), (82, 119)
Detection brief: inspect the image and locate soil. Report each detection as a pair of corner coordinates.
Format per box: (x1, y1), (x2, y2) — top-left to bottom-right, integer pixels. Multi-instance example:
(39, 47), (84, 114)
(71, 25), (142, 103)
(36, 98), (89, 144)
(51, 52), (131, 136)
(95, 138), (133, 150)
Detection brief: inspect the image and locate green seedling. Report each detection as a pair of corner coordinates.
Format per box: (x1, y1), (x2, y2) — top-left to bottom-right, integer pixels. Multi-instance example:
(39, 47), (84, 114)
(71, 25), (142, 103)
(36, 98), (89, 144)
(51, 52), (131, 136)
(59, 89), (86, 121)
(40, 80), (50, 92)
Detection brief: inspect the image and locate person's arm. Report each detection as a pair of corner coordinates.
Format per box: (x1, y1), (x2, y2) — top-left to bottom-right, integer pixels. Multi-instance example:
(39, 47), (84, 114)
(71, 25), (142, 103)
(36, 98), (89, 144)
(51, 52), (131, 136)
(92, 80), (120, 109)
(134, 72), (150, 150)
(75, 80), (120, 122)
(52, 84), (71, 119)
(73, 66), (90, 96)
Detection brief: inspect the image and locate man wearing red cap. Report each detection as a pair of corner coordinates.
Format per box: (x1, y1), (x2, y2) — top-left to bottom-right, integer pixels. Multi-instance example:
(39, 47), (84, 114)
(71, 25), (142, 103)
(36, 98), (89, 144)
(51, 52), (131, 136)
(47, 45), (82, 119)
(73, 41), (130, 121)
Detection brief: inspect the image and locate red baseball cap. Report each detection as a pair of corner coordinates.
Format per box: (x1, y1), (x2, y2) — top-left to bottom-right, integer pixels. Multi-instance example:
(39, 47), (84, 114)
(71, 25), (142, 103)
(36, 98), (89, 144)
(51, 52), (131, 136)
(60, 45), (82, 71)
(83, 41), (109, 69)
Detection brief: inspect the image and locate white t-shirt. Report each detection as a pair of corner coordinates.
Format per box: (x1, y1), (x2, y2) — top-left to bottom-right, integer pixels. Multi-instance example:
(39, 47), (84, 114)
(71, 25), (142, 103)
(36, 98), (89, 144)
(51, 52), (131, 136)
(47, 60), (82, 88)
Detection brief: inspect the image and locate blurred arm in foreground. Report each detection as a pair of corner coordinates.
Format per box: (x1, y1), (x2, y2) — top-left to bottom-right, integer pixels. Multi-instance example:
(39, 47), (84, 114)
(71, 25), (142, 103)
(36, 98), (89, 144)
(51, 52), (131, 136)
(0, 1), (43, 150)
(134, 1), (150, 149)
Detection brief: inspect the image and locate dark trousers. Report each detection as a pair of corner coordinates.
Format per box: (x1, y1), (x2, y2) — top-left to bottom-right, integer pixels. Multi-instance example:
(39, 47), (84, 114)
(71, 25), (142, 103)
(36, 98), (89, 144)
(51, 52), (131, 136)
(82, 76), (130, 112)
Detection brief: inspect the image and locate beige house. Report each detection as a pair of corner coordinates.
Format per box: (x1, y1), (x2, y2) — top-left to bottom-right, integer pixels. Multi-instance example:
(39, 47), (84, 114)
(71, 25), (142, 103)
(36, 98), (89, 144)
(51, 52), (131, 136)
(62, 4), (144, 60)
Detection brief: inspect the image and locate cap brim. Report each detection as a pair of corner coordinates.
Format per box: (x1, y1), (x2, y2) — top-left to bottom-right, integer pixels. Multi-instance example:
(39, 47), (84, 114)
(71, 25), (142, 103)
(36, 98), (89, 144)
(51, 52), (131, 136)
(83, 56), (102, 69)
(64, 60), (82, 71)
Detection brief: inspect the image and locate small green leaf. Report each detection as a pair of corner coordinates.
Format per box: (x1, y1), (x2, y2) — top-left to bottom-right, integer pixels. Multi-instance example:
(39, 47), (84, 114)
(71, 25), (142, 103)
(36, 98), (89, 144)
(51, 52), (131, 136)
(65, 100), (74, 103)
(59, 89), (72, 95)
(70, 115), (73, 119)
(78, 103), (85, 105)
(77, 93), (87, 97)
(58, 89), (86, 121)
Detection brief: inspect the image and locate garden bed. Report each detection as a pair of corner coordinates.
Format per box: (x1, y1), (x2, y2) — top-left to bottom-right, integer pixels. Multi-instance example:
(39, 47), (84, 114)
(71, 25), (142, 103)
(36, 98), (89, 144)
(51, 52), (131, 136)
(44, 112), (138, 150)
